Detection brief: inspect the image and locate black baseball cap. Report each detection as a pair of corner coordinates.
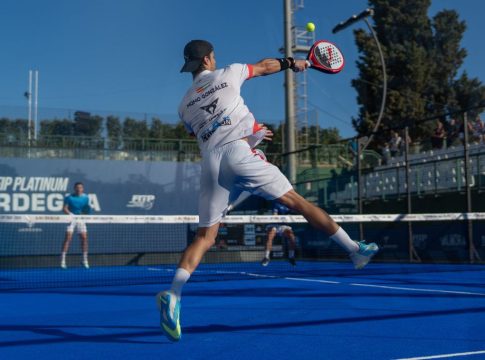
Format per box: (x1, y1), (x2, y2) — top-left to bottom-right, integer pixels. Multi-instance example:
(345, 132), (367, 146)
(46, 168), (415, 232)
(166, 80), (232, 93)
(180, 40), (214, 73)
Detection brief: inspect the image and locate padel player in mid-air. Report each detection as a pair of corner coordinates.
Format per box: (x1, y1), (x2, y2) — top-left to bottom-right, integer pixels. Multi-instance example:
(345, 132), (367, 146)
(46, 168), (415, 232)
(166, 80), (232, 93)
(157, 40), (379, 341)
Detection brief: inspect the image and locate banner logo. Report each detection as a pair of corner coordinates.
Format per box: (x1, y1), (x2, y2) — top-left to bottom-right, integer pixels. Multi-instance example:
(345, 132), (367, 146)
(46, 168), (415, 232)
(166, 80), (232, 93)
(17, 216), (43, 233)
(126, 195), (156, 210)
(0, 176), (101, 213)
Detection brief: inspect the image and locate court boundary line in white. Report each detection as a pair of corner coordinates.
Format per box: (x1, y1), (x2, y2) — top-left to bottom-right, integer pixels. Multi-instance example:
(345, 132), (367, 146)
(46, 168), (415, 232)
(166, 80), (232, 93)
(273, 276), (340, 284)
(245, 272), (485, 296)
(146, 268), (485, 296)
(350, 283), (485, 297)
(395, 349), (485, 359)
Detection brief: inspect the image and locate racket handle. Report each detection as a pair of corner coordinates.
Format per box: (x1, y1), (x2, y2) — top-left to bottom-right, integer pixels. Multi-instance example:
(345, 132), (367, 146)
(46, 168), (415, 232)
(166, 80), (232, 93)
(305, 60), (311, 67)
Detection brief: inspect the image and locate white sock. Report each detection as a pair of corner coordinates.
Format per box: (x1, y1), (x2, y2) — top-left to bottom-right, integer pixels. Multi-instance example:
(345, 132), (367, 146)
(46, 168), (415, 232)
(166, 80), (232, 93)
(330, 227), (359, 254)
(83, 252), (88, 263)
(265, 250), (270, 258)
(61, 252), (66, 263)
(289, 250), (295, 258)
(171, 268), (190, 300)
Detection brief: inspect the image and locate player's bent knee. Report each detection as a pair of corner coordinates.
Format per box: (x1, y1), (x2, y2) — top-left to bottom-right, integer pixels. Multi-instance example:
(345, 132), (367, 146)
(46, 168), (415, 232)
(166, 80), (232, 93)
(277, 190), (307, 212)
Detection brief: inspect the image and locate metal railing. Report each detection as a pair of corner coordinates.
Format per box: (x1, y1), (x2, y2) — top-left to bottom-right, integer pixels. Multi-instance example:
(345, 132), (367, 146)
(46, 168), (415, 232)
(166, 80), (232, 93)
(0, 134), (200, 162)
(0, 133), (353, 168)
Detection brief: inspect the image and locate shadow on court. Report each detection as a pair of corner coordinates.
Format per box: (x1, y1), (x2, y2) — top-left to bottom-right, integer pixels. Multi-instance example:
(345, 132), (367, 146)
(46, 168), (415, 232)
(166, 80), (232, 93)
(6, 286), (485, 299)
(1, 306), (484, 348)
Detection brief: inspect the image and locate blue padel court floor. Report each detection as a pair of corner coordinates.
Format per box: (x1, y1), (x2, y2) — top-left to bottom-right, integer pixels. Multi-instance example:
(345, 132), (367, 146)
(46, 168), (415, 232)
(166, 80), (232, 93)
(1, 262), (484, 360)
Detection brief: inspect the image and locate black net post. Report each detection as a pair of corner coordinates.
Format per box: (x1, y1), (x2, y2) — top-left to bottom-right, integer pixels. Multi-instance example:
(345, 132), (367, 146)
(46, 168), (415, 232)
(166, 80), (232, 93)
(463, 112), (479, 263)
(357, 137), (364, 240)
(404, 127), (419, 262)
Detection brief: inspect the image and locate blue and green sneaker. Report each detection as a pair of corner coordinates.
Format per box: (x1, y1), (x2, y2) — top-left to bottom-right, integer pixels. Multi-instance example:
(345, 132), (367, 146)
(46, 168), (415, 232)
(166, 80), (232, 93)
(156, 290), (181, 342)
(350, 241), (379, 269)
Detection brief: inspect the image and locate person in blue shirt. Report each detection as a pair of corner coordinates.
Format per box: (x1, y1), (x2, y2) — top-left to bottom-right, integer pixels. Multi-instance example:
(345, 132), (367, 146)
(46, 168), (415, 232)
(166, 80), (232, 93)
(261, 202), (297, 267)
(61, 182), (92, 269)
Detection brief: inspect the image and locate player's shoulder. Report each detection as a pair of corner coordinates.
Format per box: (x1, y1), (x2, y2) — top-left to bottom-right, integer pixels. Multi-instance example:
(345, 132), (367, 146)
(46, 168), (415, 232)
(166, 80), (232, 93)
(226, 63), (247, 70)
(222, 63), (247, 74)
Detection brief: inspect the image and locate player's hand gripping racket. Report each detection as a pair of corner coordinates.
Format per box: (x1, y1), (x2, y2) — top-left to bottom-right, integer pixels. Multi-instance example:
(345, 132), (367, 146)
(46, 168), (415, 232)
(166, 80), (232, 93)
(304, 40), (345, 74)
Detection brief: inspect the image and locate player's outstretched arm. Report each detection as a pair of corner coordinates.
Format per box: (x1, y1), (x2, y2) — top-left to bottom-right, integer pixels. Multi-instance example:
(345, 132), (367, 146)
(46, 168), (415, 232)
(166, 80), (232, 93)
(250, 58), (308, 78)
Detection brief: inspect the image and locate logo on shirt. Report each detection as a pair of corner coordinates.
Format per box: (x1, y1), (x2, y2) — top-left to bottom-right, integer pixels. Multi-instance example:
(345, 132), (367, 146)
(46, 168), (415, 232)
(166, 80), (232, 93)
(196, 81), (211, 93)
(200, 98), (219, 115)
(186, 82), (228, 108)
(126, 195), (156, 210)
(200, 116), (231, 142)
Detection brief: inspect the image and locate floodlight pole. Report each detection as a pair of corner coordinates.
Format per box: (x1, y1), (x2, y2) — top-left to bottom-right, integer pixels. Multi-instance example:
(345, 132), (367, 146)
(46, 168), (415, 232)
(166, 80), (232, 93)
(27, 70), (32, 143)
(463, 112), (479, 263)
(34, 70), (39, 141)
(283, 0), (297, 183)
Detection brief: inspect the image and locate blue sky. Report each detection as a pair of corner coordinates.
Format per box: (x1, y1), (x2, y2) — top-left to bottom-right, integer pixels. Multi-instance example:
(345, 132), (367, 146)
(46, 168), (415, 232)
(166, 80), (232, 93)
(0, 0), (484, 138)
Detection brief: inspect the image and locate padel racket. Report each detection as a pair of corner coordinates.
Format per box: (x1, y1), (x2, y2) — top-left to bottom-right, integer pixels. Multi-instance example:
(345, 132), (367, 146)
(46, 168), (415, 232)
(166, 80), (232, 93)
(305, 40), (345, 74)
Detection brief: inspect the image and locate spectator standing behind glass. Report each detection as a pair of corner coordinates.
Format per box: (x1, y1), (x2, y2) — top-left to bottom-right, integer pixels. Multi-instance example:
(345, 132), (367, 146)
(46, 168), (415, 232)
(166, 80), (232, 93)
(382, 142), (391, 165)
(459, 117), (474, 145)
(400, 131), (411, 154)
(431, 120), (446, 149)
(445, 118), (460, 147)
(389, 131), (402, 157)
(472, 115), (485, 144)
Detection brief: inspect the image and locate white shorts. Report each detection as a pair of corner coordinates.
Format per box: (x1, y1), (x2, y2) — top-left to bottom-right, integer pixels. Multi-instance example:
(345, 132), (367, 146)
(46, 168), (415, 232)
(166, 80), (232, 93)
(66, 219), (87, 234)
(199, 140), (293, 227)
(266, 225), (293, 236)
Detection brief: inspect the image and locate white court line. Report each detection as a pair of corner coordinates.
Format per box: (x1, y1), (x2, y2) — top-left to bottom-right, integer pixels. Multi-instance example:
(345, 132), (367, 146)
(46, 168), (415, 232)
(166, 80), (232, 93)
(147, 267), (173, 272)
(147, 268), (244, 275)
(284, 277), (340, 284)
(147, 268), (485, 296)
(245, 273), (339, 283)
(350, 283), (485, 297)
(245, 273), (278, 279)
(395, 349), (485, 359)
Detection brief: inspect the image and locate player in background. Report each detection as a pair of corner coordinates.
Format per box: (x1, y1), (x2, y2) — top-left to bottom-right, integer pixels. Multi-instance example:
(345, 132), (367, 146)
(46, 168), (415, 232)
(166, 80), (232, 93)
(157, 40), (379, 342)
(61, 182), (91, 269)
(262, 202), (296, 266)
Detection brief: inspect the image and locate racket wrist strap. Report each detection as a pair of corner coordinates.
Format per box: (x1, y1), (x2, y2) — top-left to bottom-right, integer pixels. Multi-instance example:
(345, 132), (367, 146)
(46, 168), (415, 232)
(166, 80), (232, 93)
(276, 57), (295, 71)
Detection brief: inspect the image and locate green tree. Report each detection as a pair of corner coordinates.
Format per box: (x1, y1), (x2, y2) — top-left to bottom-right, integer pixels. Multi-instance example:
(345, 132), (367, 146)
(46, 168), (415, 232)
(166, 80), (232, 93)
(453, 72), (485, 118)
(122, 117), (149, 150)
(0, 118), (28, 142)
(150, 118), (165, 139)
(427, 10), (467, 116)
(352, 0), (484, 146)
(312, 126), (340, 144)
(73, 112), (103, 137)
(106, 116), (122, 149)
(172, 120), (192, 139)
(40, 119), (73, 136)
(122, 117), (149, 138)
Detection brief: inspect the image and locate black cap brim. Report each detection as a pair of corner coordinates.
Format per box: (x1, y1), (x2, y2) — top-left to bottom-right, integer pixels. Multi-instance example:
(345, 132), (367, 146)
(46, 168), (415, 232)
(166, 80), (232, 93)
(180, 59), (202, 73)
